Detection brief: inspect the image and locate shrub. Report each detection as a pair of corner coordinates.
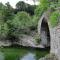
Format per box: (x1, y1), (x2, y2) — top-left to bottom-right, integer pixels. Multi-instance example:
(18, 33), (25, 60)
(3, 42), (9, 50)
(11, 11), (31, 29)
(34, 33), (41, 45)
(50, 11), (60, 27)
(35, 0), (49, 17)
(10, 11), (32, 36)
(0, 22), (9, 40)
(35, 6), (44, 17)
(30, 15), (39, 30)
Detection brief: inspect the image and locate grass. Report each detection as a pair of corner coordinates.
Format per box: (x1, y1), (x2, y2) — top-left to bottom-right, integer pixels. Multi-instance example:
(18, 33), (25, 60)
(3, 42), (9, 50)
(0, 47), (49, 60)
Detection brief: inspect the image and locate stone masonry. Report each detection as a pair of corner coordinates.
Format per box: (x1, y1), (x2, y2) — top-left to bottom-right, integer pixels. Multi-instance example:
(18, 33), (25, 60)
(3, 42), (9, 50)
(38, 10), (60, 60)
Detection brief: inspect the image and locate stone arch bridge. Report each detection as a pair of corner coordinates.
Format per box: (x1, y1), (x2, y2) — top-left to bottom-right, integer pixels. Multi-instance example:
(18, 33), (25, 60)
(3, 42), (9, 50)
(38, 10), (60, 60)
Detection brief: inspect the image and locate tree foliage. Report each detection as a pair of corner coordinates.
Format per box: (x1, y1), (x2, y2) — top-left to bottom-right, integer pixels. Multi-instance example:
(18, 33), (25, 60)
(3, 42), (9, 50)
(1, 0), (60, 45)
(50, 11), (60, 27)
(16, 1), (27, 11)
(0, 22), (9, 40)
(16, 1), (36, 15)
(0, 2), (14, 41)
(0, 2), (14, 22)
(35, 0), (49, 16)
(5, 2), (14, 20)
(0, 2), (37, 44)
(12, 12), (31, 29)
(10, 11), (31, 37)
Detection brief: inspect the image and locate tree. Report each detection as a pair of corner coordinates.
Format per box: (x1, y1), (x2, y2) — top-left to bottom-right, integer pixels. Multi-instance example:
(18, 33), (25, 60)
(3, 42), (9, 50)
(0, 22), (9, 40)
(0, 3), (7, 21)
(7, 12), (31, 44)
(5, 2), (14, 20)
(49, 0), (58, 2)
(11, 11), (31, 31)
(0, 2), (14, 22)
(26, 5), (36, 15)
(15, 1), (36, 15)
(16, 1), (27, 11)
(35, 0), (49, 16)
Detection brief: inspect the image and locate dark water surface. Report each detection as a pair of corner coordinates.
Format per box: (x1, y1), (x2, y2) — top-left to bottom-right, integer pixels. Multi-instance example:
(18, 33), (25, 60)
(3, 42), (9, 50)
(0, 47), (49, 60)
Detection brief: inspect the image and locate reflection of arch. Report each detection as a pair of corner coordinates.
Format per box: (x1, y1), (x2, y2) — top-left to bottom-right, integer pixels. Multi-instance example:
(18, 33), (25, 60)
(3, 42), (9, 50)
(38, 13), (51, 48)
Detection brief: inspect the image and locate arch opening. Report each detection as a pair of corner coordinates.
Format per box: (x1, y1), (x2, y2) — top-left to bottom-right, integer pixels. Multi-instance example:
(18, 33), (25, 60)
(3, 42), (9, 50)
(40, 18), (50, 48)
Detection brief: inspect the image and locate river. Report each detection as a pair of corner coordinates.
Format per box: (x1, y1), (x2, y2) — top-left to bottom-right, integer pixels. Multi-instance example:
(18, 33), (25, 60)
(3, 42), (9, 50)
(0, 47), (49, 60)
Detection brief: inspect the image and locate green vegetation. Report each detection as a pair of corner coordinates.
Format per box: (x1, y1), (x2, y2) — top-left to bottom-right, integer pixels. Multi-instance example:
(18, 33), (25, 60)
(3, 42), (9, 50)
(34, 34), (41, 45)
(0, 0), (60, 43)
(0, 22), (9, 40)
(34, 0), (60, 28)
(11, 12), (31, 30)
(16, 1), (36, 15)
(9, 12), (33, 42)
(35, 0), (49, 17)
(30, 15), (39, 30)
(0, 48), (28, 60)
(0, 1), (36, 43)
(50, 11), (60, 27)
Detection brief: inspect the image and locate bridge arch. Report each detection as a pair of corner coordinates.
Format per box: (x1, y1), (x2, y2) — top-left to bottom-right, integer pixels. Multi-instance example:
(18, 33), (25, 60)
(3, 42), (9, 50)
(38, 13), (51, 48)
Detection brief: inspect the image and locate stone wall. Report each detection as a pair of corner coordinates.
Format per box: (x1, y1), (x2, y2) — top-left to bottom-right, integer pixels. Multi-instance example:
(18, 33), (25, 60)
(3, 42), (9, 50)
(51, 25), (60, 60)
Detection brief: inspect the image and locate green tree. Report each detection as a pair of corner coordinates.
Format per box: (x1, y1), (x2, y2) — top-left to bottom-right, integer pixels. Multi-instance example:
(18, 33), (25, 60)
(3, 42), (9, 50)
(16, 1), (36, 15)
(16, 1), (27, 11)
(49, 0), (58, 3)
(0, 3), (7, 21)
(0, 22), (9, 40)
(26, 5), (36, 15)
(11, 11), (31, 30)
(0, 2), (14, 22)
(5, 2), (14, 20)
(7, 12), (31, 44)
(35, 0), (49, 16)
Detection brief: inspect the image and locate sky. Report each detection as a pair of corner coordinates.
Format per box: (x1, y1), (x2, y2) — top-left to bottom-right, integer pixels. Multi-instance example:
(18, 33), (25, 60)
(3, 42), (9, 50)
(0, 0), (39, 8)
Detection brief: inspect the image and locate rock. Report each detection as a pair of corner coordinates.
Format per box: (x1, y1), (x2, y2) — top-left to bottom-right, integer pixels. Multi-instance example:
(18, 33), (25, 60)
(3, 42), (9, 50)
(39, 54), (58, 60)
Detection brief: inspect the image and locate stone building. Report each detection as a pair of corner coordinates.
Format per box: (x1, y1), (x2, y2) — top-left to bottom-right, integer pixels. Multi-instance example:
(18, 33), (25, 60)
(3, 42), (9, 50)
(38, 9), (60, 60)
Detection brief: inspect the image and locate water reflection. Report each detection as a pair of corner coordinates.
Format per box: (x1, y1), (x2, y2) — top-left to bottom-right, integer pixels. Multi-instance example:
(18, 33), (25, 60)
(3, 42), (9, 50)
(0, 52), (4, 60)
(20, 53), (36, 60)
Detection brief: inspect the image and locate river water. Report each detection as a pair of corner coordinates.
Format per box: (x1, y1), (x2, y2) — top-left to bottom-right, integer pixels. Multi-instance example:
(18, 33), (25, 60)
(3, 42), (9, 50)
(0, 47), (49, 60)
